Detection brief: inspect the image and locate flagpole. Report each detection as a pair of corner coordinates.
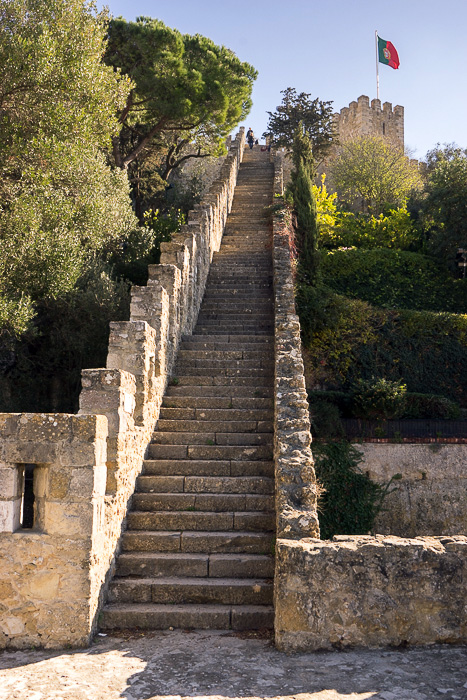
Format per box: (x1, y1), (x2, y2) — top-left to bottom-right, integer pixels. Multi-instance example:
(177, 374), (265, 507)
(375, 30), (380, 101)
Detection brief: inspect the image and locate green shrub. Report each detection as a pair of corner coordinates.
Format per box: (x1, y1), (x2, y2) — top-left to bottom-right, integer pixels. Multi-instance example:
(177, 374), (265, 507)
(309, 399), (345, 438)
(313, 442), (397, 540)
(321, 248), (467, 313)
(403, 393), (461, 419)
(351, 377), (407, 420)
(320, 207), (422, 251)
(0, 263), (130, 413)
(300, 287), (467, 406)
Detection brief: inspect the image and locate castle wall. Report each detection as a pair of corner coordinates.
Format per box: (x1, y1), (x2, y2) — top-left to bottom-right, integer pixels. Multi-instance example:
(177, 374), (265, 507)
(0, 130), (245, 650)
(334, 94), (404, 147)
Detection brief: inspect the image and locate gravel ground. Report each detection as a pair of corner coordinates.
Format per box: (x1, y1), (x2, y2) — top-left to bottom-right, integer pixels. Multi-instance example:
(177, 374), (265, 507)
(0, 630), (466, 700)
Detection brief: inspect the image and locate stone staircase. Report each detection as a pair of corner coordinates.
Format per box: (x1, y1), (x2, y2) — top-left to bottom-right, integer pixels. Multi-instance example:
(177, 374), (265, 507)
(101, 147), (275, 631)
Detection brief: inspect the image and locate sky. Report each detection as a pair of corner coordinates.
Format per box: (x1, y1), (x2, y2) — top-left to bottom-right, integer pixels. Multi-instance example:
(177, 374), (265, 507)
(98, 0), (467, 159)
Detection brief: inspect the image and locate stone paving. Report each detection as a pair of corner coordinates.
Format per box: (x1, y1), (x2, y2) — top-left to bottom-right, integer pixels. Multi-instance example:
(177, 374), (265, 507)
(0, 630), (466, 700)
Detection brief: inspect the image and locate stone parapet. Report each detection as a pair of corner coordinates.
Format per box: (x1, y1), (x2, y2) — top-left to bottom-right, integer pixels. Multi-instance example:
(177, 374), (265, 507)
(271, 152), (320, 540)
(275, 535), (467, 651)
(0, 413), (107, 647)
(0, 128), (245, 649)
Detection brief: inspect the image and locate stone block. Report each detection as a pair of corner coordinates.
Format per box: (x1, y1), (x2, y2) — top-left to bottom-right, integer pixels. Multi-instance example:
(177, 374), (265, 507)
(18, 414), (73, 442)
(4, 441), (57, 465)
(0, 467), (21, 499)
(43, 501), (95, 537)
(0, 499), (21, 532)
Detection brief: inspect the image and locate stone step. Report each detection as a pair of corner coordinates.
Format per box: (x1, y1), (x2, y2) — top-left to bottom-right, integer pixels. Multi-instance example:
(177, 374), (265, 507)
(100, 603), (274, 631)
(165, 385), (273, 397)
(159, 407), (273, 421)
(193, 328), (273, 336)
(115, 552), (274, 579)
(174, 358), (273, 371)
(150, 431), (273, 446)
(147, 443), (273, 462)
(155, 419), (273, 434)
(142, 459), (274, 477)
(169, 375), (272, 387)
(121, 529), (274, 553)
(181, 334), (274, 344)
(196, 315), (274, 324)
(172, 367), (274, 379)
(127, 510), (275, 532)
(108, 576), (273, 605)
(162, 396), (273, 409)
(177, 349), (272, 361)
(177, 342), (273, 353)
(131, 492), (274, 513)
(136, 475), (274, 495)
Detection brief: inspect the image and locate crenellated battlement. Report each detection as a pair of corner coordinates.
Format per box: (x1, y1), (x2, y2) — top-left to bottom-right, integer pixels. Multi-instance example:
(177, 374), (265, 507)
(334, 94), (404, 147)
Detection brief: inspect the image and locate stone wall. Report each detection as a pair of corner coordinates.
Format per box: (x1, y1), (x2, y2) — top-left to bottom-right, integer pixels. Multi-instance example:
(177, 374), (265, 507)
(275, 535), (467, 652)
(0, 129), (245, 649)
(271, 151), (320, 540)
(334, 94), (404, 147)
(357, 443), (467, 537)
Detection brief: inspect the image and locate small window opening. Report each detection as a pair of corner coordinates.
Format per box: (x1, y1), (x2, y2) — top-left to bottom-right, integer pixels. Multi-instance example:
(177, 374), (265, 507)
(382, 122), (386, 135)
(21, 464), (35, 529)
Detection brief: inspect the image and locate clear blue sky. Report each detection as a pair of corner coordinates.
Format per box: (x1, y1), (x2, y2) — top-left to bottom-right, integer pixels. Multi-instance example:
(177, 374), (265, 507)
(99, 0), (467, 159)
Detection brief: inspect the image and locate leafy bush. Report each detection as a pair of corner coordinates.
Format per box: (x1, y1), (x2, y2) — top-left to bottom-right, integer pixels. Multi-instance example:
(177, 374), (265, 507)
(403, 393), (461, 419)
(321, 248), (467, 313)
(351, 377), (407, 420)
(300, 287), (467, 406)
(308, 389), (461, 424)
(0, 263), (130, 413)
(320, 207), (421, 251)
(309, 399), (345, 439)
(313, 442), (397, 540)
(143, 208), (186, 262)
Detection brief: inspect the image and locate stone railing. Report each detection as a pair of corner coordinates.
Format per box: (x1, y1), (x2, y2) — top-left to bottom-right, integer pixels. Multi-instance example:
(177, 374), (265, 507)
(271, 151), (320, 540)
(275, 534), (467, 651)
(271, 150), (467, 653)
(0, 129), (245, 650)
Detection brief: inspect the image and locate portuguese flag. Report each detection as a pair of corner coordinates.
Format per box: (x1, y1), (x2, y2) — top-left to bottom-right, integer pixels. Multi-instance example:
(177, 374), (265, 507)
(377, 36), (400, 70)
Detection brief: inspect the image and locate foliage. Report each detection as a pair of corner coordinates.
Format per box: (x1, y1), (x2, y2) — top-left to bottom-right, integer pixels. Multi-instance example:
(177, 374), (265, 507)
(422, 144), (467, 270)
(288, 125), (320, 284)
(300, 288), (467, 406)
(0, 262), (130, 413)
(143, 208), (185, 261)
(320, 248), (467, 312)
(105, 16), (257, 184)
(403, 393), (461, 419)
(312, 175), (338, 238)
(297, 285), (380, 366)
(320, 207), (421, 251)
(329, 136), (423, 213)
(313, 442), (396, 539)
(351, 377), (407, 420)
(0, 0), (137, 339)
(263, 87), (336, 162)
(308, 399), (345, 439)
(308, 389), (461, 423)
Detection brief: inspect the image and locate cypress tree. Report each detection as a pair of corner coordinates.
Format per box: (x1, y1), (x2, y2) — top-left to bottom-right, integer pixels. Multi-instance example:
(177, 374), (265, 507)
(290, 123), (320, 285)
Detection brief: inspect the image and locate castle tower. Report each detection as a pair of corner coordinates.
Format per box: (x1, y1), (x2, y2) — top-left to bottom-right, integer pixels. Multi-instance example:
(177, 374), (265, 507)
(334, 94), (404, 148)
